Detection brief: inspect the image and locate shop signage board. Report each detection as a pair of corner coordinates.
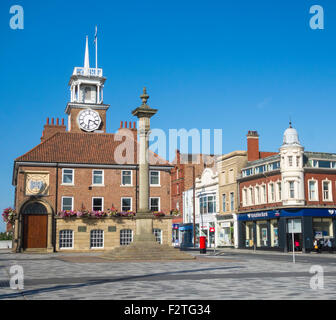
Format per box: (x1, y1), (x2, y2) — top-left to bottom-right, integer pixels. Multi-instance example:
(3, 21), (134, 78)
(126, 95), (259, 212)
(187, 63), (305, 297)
(238, 208), (336, 221)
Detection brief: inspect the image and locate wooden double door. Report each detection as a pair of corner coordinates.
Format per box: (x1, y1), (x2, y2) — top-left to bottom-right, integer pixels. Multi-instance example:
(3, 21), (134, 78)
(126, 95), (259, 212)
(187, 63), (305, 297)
(23, 214), (48, 249)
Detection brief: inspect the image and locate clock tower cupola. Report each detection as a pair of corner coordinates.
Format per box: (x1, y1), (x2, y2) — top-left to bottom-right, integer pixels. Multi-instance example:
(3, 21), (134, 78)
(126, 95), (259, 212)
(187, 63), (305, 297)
(65, 35), (110, 133)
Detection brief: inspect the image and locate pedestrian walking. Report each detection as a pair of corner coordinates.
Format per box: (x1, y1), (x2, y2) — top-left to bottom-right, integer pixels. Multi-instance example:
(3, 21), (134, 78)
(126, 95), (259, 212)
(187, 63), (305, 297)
(313, 239), (319, 253)
(327, 238), (333, 254)
(295, 240), (300, 251)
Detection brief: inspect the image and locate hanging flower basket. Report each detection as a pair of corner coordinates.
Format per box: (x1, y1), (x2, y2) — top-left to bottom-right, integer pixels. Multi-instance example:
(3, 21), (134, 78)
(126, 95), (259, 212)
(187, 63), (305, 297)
(171, 209), (180, 216)
(2, 208), (17, 223)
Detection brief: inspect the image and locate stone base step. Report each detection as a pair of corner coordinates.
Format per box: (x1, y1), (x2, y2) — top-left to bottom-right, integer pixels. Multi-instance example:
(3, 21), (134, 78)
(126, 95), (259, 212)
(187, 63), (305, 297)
(101, 241), (195, 261)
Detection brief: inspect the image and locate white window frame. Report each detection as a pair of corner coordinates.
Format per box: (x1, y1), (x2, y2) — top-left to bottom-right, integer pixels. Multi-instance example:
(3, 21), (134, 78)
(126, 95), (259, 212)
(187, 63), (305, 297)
(121, 170), (132, 186)
(61, 196), (74, 211)
(308, 179), (318, 201)
(276, 181), (282, 202)
(222, 193), (227, 211)
(62, 168), (74, 185)
(150, 171), (160, 186)
(90, 229), (104, 249)
(268, 183), (275, 203)
(249, 187), (253, 206)
(289, 181), (295, 199)
(59, 230), (74, 249)
(242, 189), (247, 207)
(255, 186), (260, 205)
(153, 228), (162, 244)
(150, 197), (161, 212)
(322, 179), (332, 201)
(121, 197), (133, 212)
(230, 192), (234, 211)
(92, 197), (104, 211)
(261, 184), (266, 204)
(92, 170), (104, 186)
(120, 229), (133, 246)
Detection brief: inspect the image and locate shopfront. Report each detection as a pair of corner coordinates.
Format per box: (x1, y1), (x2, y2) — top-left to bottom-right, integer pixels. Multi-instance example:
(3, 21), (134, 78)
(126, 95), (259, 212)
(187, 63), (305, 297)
(179, 224), (193, 247)
(216, 214), (235, 247)
(238, 208), (336, 252)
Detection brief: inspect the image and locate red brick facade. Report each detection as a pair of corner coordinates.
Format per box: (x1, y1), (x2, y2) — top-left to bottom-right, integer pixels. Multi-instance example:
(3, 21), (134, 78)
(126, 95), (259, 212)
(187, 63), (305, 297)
(304, 171), (336, 206)
(239, 173), (282, 211)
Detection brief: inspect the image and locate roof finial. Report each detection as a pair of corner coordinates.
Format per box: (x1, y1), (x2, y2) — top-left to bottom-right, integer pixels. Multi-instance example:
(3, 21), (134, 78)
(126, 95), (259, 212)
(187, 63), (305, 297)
(84, 36), (90, 74)
(289, 116), (292, 128)
(140, 87), (149, 106)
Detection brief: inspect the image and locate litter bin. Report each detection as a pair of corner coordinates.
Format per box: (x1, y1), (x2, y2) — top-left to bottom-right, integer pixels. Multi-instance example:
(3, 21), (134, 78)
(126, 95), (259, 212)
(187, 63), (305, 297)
(200, 236), (206, 254)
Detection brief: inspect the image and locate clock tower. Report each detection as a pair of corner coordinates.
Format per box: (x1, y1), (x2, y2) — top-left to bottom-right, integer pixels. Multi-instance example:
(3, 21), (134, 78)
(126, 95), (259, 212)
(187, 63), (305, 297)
(65, 36), (110, 133)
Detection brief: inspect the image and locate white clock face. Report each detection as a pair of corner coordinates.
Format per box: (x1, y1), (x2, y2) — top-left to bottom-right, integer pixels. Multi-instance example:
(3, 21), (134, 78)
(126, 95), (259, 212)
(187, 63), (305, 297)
(78, 109), (101, 132)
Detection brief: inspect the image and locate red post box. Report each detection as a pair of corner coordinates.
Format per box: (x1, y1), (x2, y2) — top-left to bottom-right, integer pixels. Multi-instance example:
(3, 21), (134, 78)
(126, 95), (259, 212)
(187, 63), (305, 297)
(200, 236), (206, 254)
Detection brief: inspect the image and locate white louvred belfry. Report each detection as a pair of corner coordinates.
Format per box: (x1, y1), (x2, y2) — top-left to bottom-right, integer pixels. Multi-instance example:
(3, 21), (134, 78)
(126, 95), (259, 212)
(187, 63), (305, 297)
(66, 33), (109, 133)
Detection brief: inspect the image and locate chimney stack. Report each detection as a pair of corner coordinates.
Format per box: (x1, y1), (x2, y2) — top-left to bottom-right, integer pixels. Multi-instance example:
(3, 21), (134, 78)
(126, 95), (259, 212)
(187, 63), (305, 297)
(247, 131), (260, 161)
(41, 117), (66, 142)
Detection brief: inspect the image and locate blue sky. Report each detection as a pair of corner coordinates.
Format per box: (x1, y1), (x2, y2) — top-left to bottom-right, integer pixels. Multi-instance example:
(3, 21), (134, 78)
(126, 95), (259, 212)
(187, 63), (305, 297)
(1, 0), (336, 231)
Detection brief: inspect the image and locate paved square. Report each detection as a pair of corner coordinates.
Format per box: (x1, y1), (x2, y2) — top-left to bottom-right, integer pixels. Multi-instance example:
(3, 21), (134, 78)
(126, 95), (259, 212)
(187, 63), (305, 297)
(0, 249), (335, 300)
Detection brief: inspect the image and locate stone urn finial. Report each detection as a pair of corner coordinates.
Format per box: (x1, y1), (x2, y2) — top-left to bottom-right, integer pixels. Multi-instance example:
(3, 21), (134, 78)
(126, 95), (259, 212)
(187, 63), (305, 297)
(140, 87), (149, 106)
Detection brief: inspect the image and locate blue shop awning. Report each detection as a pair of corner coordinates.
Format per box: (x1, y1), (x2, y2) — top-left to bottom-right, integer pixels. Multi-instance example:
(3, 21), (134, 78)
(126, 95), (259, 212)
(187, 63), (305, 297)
(179, 225), (193, 231)
(238, 208), (336, 221)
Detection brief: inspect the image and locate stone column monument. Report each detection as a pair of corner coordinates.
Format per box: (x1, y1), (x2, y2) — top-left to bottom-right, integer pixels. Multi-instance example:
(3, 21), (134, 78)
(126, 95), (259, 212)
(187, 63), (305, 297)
(102, 88), (194, 260)
(132, 88), (158, 243)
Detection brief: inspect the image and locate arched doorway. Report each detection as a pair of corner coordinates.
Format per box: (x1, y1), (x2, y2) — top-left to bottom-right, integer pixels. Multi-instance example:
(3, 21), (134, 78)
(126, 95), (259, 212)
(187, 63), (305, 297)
(22, 202), (48, 249)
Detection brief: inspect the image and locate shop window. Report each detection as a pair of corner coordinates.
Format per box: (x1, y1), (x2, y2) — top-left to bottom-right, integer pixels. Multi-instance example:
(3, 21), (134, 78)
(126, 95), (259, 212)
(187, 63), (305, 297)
(256, 221), (268, 247)
(313, 218), (333, 239)
(270, 219), (279, 247)
(245, 222), (254, 248)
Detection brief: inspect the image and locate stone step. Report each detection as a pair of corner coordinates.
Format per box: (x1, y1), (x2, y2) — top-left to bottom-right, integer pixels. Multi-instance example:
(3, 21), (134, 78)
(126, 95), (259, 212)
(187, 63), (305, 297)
(101, 242), (195, 261)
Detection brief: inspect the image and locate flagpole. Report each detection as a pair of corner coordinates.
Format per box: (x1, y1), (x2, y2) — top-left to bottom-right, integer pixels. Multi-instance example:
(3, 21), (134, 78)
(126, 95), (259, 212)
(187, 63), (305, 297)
(95, 26), (98, 70)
